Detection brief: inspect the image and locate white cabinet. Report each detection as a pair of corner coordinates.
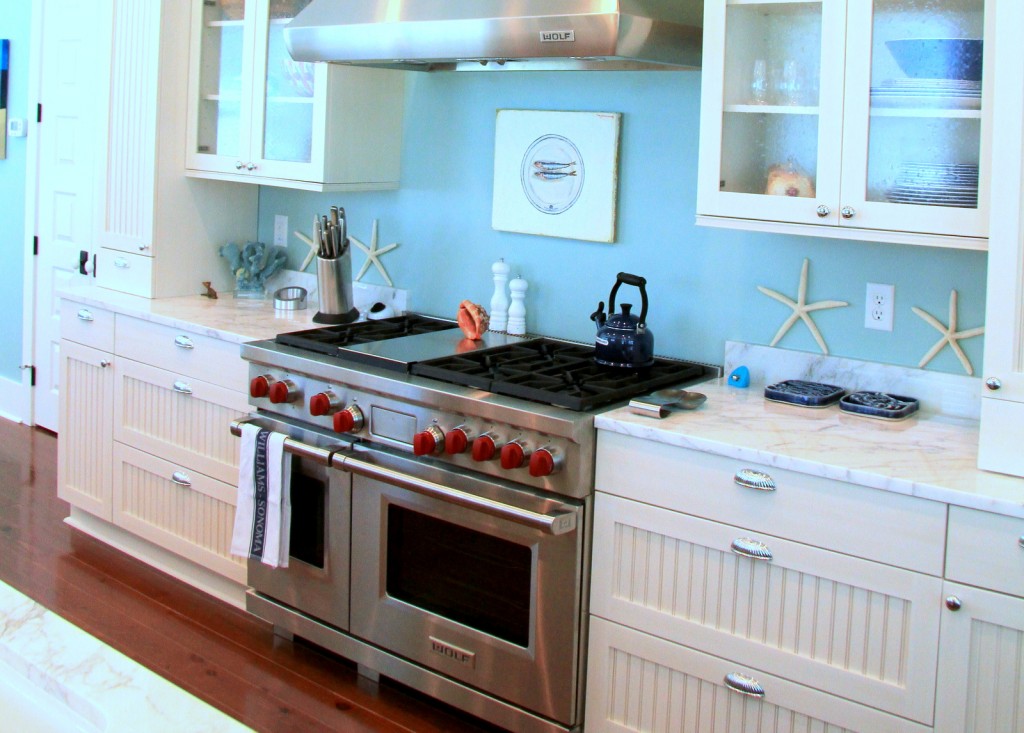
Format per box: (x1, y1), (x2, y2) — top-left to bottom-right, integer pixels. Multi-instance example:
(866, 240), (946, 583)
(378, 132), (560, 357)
(697, 0), (993, 249)
(589, 432), (947, 731)
(94, 0), (257, 298)
(978, 0), (1024, 477)
(184, 0), (405, 192)
(935, 507), (1024, 732)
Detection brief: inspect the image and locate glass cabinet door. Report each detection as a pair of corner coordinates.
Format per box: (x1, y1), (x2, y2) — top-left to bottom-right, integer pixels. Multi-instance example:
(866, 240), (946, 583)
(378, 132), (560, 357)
(250, 0), (320, 178)
(191, 0), (255, 169)
(840, 0), (991, 238)
(698, 0), (847, 225)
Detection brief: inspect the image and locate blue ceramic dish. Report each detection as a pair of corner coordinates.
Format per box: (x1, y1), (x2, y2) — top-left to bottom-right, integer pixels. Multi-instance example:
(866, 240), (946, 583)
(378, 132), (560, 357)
(764, 380), (845, 408)
(840, 392), (920, 420)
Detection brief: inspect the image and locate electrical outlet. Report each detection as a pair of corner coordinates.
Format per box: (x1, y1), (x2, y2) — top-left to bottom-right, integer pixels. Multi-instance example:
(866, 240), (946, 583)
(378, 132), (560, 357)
(864, 282), (895, 332)
(273, 215), (288, 247)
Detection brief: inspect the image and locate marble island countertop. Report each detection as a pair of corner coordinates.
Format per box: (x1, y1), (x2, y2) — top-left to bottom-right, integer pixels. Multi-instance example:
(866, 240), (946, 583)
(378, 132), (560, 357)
(596, 377), (1024, 519)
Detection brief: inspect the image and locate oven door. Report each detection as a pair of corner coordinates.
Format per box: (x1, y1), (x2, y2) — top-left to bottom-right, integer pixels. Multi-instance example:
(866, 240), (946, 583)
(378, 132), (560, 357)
(343, 444), (586, 726)
(234, 416), (352, 632)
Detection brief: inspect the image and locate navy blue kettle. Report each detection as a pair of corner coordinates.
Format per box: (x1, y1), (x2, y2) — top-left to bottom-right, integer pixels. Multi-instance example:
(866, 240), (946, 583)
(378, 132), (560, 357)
(590, 273), (654, 369)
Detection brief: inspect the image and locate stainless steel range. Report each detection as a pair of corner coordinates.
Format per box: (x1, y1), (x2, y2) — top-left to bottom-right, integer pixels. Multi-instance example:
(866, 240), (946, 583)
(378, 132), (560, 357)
(233, 315), (716, 733)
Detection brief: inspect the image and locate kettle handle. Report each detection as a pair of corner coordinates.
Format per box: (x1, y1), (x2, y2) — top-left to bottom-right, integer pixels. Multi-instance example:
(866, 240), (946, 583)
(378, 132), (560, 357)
(608, 272), (648, 326)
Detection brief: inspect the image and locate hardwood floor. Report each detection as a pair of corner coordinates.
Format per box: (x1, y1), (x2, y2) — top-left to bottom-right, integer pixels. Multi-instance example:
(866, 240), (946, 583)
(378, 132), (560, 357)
(0, 419), (497, 732)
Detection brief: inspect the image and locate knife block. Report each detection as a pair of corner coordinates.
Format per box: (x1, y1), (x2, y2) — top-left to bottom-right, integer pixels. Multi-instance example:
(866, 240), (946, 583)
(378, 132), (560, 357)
(313, 253), (358, 324)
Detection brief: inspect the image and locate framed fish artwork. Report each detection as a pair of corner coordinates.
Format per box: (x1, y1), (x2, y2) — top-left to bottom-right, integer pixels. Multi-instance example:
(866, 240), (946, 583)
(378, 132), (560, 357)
(0, 40), (8, 160)
(492, 109), (621, 243)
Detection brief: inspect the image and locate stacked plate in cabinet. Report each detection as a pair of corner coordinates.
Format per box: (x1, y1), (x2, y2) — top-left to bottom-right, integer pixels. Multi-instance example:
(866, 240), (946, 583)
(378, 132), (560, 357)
(885, 162), (978, 208)
(870, 78), (981, 109)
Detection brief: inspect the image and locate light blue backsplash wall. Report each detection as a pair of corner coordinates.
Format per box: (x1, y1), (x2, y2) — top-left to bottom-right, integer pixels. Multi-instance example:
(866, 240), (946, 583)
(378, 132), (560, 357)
(258, 70), (988, 375)
(0, 7), (31, 381)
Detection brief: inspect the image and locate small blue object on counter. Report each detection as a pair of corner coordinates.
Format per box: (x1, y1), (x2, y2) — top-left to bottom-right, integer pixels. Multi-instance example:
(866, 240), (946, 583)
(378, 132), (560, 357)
(728, 365), (750, 388)
(840, 391), (920, 420)
(765, 379), (845, 408)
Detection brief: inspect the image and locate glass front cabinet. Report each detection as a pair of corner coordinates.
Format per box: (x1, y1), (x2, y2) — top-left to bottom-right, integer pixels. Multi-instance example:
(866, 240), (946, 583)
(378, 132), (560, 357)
(185, 0), (405, 191)
(697, 0), (993, 248)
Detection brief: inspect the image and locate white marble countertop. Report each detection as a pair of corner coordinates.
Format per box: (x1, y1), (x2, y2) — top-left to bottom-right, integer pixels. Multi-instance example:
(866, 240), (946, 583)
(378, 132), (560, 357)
(596, 378), (1024, 519)
(0, 580), (251, 732)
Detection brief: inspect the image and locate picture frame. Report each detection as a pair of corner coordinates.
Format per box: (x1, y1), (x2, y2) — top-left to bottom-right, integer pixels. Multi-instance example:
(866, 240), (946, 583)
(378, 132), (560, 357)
(491, 109), (622, 243)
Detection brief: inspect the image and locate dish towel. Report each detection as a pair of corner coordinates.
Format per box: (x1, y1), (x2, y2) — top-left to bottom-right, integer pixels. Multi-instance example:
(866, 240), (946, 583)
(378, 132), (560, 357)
(230, 424), (291, 568)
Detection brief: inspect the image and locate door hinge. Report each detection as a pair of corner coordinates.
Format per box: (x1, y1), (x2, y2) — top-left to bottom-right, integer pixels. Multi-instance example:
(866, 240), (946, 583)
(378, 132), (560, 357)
(36, 104), (42, 123)
(19, 365), (36, 387)
(33, 235), (39, 256)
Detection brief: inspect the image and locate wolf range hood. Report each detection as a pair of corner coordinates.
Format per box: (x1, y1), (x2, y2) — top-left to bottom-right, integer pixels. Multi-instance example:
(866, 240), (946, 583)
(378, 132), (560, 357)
(283, 0), (703, 71)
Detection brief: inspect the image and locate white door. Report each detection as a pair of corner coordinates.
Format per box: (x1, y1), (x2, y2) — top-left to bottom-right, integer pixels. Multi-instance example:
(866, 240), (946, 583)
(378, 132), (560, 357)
(29, 0), (105, 431)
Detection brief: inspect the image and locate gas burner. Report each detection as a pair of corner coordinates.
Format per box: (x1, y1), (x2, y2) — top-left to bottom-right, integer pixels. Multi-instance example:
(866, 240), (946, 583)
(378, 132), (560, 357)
(276, 314), (458, 357)
(411, 338), (713, 411)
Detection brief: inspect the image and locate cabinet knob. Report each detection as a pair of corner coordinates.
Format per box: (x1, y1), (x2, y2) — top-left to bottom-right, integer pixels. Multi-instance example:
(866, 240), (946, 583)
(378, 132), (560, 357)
(945, 595), (962, 611)
(724, 672), (765, 698)
(1018, 535), (1024, 550)
(99, 359), (112, 368)
(840, 206), (856, 219)
(138, 244), (151, 252)
(985, 377), (1002, 391)
(174, 335), (195, 350)
(734, 468), (776, 491)
(246, 163), (257, 171)
(815, 204), (831, 218)
(730, 537), (773, 562)
(235, 161), (245, 170)
(76, 309), (94, 322)
(171, 471), (192, 488)
(172, 380), (193, 395)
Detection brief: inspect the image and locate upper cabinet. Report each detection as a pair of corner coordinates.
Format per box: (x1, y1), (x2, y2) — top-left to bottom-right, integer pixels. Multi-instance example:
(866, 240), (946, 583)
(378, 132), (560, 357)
(697, 0), (993, 250)
(184, 0), (405, 192)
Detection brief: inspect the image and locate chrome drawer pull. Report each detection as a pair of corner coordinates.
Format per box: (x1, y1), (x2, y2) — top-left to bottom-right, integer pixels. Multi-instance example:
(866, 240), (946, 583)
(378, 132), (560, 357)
(174, 335), (195, 350)
(99, 359), (112, 368)
(76, 309), (94, 322)
(1019, 535), (1023, 550)
(114, 257), (130, 269)
(724, 672), (765, 698)
(731, 537), (773, 561)
(734, 468), (776, 491)
(172, 380), (193, 395)
(171, 471), (192, 488)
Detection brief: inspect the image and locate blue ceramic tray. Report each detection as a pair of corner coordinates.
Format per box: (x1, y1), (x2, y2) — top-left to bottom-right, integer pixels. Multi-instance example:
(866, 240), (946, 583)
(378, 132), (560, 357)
(839, 391), (919, 420)
(764, 380), (845, 408)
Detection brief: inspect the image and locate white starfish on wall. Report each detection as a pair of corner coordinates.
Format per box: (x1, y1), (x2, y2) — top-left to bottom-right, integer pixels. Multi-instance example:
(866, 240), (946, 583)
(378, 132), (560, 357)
(350, 219), (399, 286)
(912, 289), (985, 375)
(757, 258), (848, 355)
(294, 230), (319, 271)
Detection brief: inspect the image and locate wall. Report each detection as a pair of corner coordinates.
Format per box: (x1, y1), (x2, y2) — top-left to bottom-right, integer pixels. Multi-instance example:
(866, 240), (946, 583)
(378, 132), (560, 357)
(0, 6), (31, 382)
(257, 72), (980, 375)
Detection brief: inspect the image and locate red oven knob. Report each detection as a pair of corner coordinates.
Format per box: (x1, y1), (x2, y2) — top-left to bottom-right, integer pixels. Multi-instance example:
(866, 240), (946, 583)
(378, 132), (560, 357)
(333, 405), (364, 433)
(500, 440), (529, 470)
(250, 375), (274, 398)
(268, 379), (299, 404)
(309, 391), (340, 416)
(529, 447), (562, 477)
(413, 426), (445, 456)
(471, 434), (497, 462)
(444, 426), (473, 455)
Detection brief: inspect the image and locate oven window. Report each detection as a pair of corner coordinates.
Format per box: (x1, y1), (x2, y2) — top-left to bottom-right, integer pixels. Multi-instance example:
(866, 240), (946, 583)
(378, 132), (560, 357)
(287, 459), (325, 568)
(386, 505), (531, 647)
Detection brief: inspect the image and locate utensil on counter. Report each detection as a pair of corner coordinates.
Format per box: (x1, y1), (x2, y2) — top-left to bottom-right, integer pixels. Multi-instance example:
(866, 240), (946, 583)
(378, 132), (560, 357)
(591, 272), (654, 369)
(274, 286), (308, 311)
(629, 388), (707, 418)
(313, 205), (358, 324)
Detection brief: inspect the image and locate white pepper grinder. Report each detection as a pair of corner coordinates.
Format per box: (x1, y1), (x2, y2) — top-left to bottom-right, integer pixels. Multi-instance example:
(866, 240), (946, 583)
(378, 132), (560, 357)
(507, 276), (528, 336)
(489, 258), (510, 332)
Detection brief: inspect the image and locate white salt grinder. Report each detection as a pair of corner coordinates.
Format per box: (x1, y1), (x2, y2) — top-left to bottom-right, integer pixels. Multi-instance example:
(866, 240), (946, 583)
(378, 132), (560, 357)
(507, 276), (528, 336)
(490, 258), (510, 332)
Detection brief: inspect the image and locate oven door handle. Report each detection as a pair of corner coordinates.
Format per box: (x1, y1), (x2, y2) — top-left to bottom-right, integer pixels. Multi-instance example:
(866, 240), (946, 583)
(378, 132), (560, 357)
(333, 452), (578, 536)
(230, 418), (335, 466)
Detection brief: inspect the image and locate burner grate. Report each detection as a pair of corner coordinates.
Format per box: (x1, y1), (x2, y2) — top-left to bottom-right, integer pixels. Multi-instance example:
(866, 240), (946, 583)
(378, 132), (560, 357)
(412, 338), (712, 411)
(277, 315), (458, 357)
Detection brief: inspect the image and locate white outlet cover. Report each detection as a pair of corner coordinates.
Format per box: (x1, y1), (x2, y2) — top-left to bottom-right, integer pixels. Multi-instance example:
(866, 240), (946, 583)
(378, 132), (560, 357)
(273, 215), (288, 246)
(865, 282), (895, 332)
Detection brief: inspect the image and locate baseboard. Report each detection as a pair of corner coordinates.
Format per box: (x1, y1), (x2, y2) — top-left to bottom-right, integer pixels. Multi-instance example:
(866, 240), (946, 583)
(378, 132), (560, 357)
(0, 374), (31, 424)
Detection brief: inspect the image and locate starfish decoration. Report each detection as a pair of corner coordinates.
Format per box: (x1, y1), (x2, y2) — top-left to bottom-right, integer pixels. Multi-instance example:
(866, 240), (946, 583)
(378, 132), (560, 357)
(350, 219), (399, 286)
(757, 258), (848, 355)
(912, 289), (985, 375)
(294, 230), (319, 272)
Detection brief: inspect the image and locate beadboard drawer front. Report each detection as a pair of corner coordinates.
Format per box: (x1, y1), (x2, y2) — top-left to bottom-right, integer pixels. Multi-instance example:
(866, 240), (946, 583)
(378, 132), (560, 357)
(114, 358), (249, 485)
(96, 248), (154, 297)
(946, 506), (1024, 596)
(112, 443), (245, 584)
(592, 494), (942, 724)
(586, 617), (931, 733)
(596, 432), (946, 575)
(115, 315), (247, 391)
(60, 300), (115, 352)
